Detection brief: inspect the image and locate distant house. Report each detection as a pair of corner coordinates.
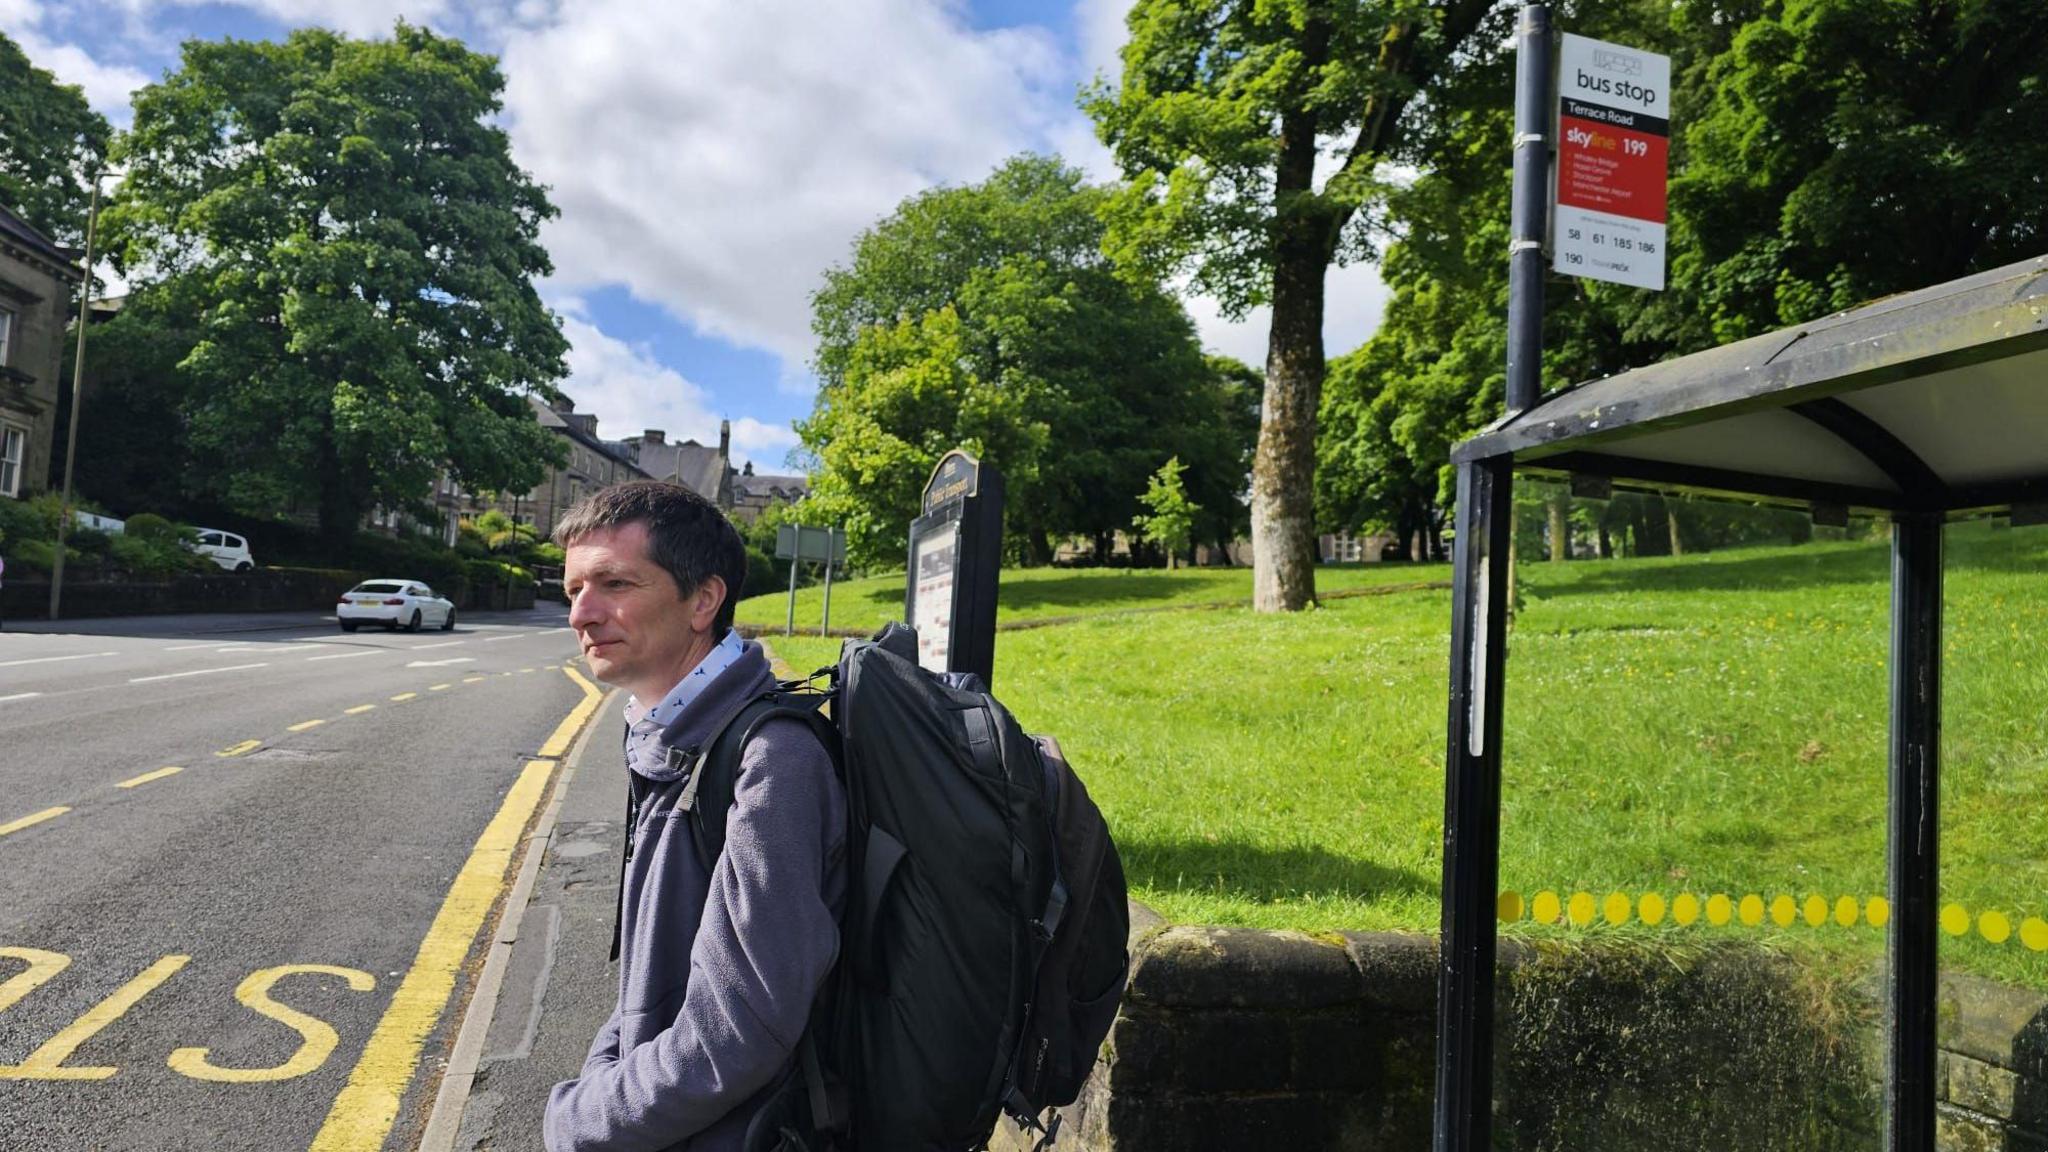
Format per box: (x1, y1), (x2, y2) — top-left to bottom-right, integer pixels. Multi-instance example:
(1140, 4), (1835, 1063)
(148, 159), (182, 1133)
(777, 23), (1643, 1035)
(730, 460), (809, 524)
(611, 422), (733, 511)
(0, 201), (83, 501)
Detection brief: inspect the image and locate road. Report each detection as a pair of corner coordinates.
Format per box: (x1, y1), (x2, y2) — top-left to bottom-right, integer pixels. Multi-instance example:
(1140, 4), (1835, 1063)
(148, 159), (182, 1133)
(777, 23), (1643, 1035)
(0, 606), (599, 1151)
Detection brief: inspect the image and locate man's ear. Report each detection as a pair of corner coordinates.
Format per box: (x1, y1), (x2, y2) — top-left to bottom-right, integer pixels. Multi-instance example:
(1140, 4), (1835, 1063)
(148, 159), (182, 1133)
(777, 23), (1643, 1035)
(691, 575), (727, 633)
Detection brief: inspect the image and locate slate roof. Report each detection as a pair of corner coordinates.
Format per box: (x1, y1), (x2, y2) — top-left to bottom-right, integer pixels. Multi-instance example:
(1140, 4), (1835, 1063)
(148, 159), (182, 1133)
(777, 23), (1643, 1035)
(0, 201), (82, 280)
(734, 470), (809, 506)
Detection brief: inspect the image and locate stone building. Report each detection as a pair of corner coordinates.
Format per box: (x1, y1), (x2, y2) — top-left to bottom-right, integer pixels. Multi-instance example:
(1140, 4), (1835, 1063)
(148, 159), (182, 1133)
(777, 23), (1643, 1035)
(0, 202), (82, 501)
(730, 460), (809, 525)
(610, 421), (733, 511)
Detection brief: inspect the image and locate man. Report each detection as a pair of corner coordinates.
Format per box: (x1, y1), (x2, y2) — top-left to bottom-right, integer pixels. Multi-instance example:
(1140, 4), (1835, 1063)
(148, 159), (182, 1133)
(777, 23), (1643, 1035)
(544, 481), (846, 1152)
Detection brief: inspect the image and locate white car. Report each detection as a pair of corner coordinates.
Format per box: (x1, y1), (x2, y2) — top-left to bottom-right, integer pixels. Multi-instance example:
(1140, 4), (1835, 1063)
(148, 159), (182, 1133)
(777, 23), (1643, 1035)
(336, 579), (456, 632)
(189, 528), (255, 572)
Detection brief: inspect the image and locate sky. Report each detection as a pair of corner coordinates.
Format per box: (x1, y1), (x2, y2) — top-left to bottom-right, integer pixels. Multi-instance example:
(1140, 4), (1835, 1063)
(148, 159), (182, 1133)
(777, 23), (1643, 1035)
(4, 0), (1390, 475)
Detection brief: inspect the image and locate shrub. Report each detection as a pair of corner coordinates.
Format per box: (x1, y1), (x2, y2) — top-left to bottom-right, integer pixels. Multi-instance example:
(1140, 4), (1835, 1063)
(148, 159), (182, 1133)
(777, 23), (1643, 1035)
(743, 547), (778, 603)
(108, 533), (206, 580)
(123, 513), (180, 543)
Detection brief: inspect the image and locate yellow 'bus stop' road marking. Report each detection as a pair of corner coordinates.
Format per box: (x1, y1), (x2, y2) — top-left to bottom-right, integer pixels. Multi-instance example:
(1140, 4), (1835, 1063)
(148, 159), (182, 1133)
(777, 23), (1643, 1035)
(0, 956), (190, 1080)
(217, 740), (261, 758)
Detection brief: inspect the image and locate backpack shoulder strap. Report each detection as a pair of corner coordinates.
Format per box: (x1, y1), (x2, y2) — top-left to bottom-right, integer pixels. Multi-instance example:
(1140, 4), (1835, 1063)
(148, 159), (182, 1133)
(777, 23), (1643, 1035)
(685, 688), (840, 875)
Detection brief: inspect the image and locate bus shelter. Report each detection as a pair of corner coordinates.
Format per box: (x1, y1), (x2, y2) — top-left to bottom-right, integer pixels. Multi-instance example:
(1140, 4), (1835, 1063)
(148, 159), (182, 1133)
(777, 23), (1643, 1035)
(1435, 255), (2048, 1152)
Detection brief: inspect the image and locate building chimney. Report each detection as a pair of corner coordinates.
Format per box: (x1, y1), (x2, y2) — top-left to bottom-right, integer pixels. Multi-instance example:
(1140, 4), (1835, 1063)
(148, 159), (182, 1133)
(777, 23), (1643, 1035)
(643, 429), (665, 445)
(718, 419), (730, 459)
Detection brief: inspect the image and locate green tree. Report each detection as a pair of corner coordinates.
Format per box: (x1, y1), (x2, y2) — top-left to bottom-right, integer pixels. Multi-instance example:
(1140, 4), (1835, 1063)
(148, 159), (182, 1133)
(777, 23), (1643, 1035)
(103, 25), (568, 554)
(1132, 455), (1200, 569)
(1086, 0), (1505, 610)
(0, 31), (111, 240)
(1626, 0), (2048, 349)
(803, 155), (1241, 567)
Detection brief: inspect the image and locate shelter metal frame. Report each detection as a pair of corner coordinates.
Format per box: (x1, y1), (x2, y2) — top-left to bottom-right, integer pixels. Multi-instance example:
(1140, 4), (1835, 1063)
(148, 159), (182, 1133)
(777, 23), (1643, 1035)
(1434, 254), (2048, 1152)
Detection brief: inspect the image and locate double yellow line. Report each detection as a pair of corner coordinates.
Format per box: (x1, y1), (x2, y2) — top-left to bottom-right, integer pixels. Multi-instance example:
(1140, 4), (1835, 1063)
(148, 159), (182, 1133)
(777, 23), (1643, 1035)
(307, 664), (604, 1152)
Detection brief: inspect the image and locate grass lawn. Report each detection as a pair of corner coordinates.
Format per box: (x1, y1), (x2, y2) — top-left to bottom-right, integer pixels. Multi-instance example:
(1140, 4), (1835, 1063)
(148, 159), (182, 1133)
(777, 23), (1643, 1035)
(750, 522), (2048, 987)
(734, 560), (1447, 637)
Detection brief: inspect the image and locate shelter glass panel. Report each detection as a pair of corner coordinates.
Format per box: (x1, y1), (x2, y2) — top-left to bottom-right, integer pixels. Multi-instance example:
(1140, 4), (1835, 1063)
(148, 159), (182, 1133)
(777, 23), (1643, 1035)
(1490, 482), (1886, 1149)
(1934, 518), (2048, 1147)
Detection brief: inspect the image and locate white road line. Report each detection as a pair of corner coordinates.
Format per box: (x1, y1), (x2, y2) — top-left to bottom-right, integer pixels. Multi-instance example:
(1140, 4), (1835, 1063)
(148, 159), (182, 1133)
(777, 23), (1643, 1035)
(164, 642), (221, 651)
(407, 657), (476, 668)
(409, 640), (467, 650)
(0, 692), (43, 703)
(307, 650), (382, 662)
(214, 643), (320, 654)
(129, 662), (269, 684)
(482, 634), (527, 642)
(0, 651), (119, 668)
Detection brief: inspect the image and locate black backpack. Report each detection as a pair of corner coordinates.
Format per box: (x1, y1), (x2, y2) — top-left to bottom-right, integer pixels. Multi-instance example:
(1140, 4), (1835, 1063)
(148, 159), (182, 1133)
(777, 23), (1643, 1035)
(677, 622), (1130, 1151)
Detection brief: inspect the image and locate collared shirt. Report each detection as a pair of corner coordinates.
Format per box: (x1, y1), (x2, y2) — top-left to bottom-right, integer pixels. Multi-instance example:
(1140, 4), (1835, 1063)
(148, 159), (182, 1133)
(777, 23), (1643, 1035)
(624, 628), (746, 767)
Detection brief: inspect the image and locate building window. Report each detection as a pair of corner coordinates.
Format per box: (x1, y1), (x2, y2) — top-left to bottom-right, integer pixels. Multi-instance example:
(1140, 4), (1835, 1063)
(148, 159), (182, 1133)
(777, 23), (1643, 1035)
(1, 424), (24, 497)
(0, 307), (12, 366)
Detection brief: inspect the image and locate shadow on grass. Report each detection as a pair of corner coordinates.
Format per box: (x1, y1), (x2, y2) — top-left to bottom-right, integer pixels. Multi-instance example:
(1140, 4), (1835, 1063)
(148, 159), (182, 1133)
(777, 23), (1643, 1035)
(998, 574), (1193, 614)
(1524, 545), (1889, 599)
(1120, 834), (1433, 905)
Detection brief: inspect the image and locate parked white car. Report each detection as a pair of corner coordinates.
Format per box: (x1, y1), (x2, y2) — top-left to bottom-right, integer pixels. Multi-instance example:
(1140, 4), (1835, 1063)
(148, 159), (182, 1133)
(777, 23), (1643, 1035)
(189, 528), (256, 572)
(336, 579), (456, 633)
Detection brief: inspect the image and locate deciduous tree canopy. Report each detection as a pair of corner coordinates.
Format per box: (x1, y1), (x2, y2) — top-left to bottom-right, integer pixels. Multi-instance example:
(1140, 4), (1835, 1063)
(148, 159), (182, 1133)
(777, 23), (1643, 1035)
(801, 155), (1252, 569)
(103, 24), (567, 550)
(0, 31), (110, 241)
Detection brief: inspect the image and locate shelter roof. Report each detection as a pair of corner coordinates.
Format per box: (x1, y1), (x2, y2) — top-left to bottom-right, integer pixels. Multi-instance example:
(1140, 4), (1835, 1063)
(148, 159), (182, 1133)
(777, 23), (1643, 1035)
(1454, 254), (2048, 515)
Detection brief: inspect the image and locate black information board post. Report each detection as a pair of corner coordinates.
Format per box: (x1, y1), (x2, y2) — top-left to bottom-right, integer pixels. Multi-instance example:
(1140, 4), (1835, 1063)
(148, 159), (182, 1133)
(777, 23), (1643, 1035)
(903, 449), (1004, 688)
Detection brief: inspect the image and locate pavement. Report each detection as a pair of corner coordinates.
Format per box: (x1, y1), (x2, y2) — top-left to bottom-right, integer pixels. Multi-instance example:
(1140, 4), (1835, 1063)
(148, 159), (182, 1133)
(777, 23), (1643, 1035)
(0, 604), (601, 1151)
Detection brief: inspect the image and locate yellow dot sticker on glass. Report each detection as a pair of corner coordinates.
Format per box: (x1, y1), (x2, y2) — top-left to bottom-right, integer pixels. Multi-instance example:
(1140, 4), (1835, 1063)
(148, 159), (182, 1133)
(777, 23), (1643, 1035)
(1532, 891), (1562, 925)
(1867, 897), (1891, 928)
(1739, 895), (1765, 927)
(2021, 917), (2048, 952)
(1979, 911), (2012, 945)
(1941, 904), (1970, 937)
(1803, 895), (1828, 928)
(1673, 893), (1700, 926)
(1603, 892), (1631, 926)
(1835, 896), (1859, 927)
(1640, 893), (1668, 926)
(1498, 891), (1525, 923)
(1770, 895), (1797, 927)
(1708, 894), (1734, 926)
(1568, 892), (1596, 927)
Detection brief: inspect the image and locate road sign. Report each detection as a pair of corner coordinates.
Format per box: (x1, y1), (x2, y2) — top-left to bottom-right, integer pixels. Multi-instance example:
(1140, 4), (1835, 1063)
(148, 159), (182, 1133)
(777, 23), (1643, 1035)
(1552, 32), (1670, 290)
(775, 524), (846, 564)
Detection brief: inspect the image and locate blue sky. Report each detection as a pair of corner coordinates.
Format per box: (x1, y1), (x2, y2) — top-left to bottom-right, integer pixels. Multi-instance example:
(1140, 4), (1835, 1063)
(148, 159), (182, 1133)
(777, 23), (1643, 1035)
(5, 0), (1388, 474)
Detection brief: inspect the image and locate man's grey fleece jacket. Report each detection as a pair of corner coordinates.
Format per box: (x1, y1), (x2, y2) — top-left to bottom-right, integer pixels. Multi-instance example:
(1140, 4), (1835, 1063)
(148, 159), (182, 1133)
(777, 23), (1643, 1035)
(544, 641), (847, 1152)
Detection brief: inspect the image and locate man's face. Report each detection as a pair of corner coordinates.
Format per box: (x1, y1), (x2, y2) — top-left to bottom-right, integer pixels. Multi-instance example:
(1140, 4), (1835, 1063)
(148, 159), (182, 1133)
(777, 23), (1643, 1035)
(564, 521), (724, 698)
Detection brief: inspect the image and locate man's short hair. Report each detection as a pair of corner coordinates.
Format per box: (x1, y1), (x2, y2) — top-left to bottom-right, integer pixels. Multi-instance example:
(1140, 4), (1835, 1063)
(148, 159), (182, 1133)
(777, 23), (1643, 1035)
(553, 481), (748, 634)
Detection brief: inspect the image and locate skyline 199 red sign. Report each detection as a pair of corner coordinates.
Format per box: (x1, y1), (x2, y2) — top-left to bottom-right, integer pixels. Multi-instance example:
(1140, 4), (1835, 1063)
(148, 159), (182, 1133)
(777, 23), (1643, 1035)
(1553, 33), (1670, 291)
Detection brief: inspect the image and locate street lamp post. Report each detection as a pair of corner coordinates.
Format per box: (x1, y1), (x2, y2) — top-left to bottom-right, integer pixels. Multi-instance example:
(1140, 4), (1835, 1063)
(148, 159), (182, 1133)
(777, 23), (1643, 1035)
(48, 170), (105, 622)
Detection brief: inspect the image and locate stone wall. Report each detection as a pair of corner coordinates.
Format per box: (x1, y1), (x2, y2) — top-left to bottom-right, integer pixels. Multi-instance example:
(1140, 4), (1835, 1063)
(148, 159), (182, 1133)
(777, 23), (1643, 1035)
(995, 911), (2048, 1151)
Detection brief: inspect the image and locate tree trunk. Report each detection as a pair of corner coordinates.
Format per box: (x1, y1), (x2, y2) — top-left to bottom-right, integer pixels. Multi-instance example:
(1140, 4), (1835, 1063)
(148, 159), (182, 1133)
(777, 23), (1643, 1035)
(1548, 492), (1570, 563)
(1025, 527), (1053, 567)
(1598, 522), (1612, 559)
(1667, 506), (1684, 556)
(1251, 90), (1333, 611)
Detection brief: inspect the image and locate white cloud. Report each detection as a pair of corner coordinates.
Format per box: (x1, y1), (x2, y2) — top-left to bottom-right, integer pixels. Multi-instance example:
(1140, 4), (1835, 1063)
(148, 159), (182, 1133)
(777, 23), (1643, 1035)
(154, 0), (453, 38)
(3, 2), (151, 121)
(554, 304), (794, 471)
(499, 0), (1066, 366)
